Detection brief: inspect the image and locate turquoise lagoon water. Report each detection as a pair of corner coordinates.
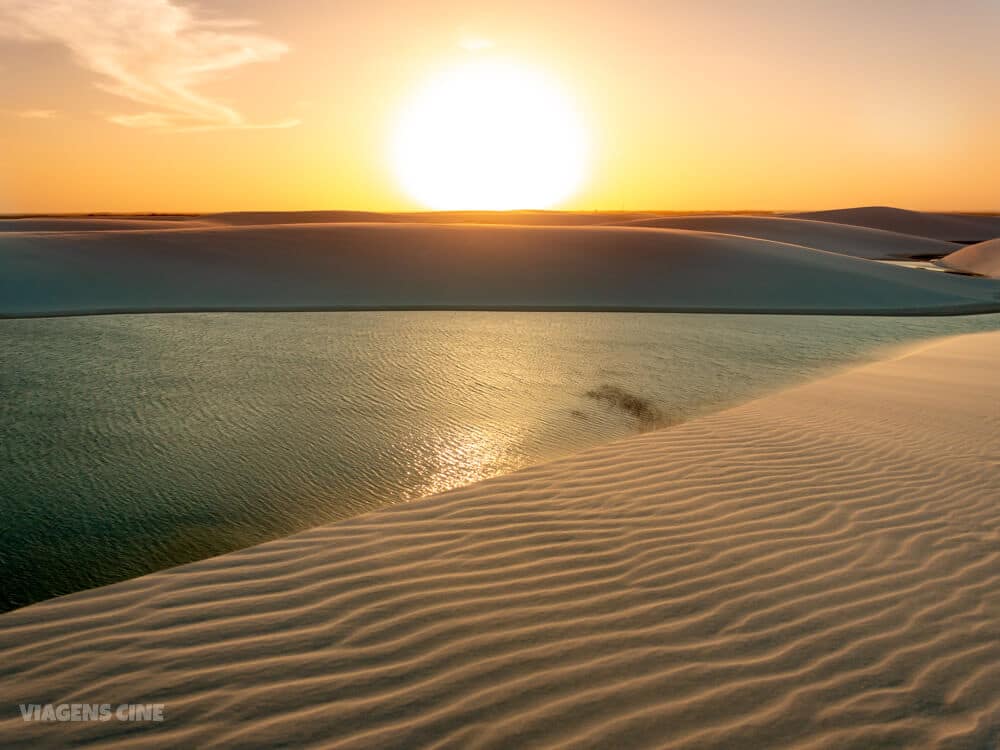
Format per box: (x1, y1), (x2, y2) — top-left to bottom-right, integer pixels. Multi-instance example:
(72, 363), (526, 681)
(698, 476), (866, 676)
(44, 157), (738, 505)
(2, 311), (999, 610)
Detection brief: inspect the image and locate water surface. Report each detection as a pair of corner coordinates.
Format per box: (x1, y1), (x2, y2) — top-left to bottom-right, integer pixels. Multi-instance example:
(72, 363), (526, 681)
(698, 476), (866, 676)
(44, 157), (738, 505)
(2, 311), (998, 610)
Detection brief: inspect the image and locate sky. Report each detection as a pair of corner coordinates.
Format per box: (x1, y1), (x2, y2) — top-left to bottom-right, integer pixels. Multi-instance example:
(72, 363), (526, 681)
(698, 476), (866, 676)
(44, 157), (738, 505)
(1, 0), (998, 213)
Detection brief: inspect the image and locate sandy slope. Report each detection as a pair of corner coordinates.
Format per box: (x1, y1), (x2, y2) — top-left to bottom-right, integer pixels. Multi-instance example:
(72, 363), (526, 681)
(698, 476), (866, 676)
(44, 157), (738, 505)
(784, 207), (1000, 243)
(2, 223), (998, 317)
(615, 214), (957, 259)
(1, 331), (998, 749)
(938, 238), (1000, 278)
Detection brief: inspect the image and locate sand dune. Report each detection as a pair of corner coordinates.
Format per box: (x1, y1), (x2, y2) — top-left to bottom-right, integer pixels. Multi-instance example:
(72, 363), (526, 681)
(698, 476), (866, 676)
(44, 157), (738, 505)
(0, 217), (211, 232)
(207, 210), (667, 226)
(7, 209), (997, 241)
(937, 238), (1000, 278)
(2, 223), (998, 317)
(204, 210), (413, 225)
(2, 330), (998, 749)
(784, 207), (1000, 243)
(615, 214), (956, 259)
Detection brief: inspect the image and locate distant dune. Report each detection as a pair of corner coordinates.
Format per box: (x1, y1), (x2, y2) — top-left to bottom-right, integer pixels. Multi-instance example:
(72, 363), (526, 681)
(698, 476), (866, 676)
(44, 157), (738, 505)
(784, 206), (1000, 243)
(614, 214), (956, 259)
(204, 210), (409, 225)
(2, 223), (998, 317)
(0, 211), (662, 231)
(7, 208), (997, 240)
(937, 238), (1000, 278)
(0, 217), (212, 232)
(2, 330), (998, 749)
(203, 210), (662, 226)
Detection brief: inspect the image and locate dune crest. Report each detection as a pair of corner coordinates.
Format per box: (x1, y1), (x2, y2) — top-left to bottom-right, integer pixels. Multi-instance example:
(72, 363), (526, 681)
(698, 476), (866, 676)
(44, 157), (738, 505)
(783, 206), (1000, 243)
(937, 238), (1000, 278)
(0, 217), (210, 232)
(615, 214), (957, 259)
(202, 210), (662, 226)
(1, 331), (998, 748)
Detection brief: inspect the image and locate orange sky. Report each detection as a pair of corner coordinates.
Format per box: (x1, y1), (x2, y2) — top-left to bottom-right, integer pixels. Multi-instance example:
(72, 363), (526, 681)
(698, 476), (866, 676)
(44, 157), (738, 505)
(1, 0), (998, 213)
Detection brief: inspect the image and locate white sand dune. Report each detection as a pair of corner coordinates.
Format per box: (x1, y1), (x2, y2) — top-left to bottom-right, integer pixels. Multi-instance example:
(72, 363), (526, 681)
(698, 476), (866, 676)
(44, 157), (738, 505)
(614, 214), (956, 259)
(784, 207), (1000, 243)
(2, 223), (998, 317)
(937, 238), (1000, 278)
(2, 331), (998, 749)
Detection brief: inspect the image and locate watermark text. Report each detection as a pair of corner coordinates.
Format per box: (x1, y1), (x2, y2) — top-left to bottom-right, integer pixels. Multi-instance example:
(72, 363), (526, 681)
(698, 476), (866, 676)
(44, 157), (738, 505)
(18, 704), (165, 722)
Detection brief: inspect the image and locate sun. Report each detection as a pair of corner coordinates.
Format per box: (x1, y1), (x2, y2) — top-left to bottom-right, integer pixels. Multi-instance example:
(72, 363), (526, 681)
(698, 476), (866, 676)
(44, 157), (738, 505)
(390, 59), (589, 211)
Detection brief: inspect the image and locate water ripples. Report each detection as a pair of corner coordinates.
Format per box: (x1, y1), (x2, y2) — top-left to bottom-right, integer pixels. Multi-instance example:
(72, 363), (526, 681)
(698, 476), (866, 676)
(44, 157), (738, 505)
(1, 310), (998, 610)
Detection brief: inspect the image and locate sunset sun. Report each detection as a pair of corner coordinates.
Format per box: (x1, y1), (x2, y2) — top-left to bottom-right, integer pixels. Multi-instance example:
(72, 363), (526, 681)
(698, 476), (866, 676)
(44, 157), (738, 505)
(390, 59), (588, 210)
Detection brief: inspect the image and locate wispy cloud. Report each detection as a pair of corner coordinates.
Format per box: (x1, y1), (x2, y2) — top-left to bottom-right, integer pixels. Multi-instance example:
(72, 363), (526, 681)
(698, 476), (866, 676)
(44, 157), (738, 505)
(0, 0), (298, 131)
(14, 109), (58, 119)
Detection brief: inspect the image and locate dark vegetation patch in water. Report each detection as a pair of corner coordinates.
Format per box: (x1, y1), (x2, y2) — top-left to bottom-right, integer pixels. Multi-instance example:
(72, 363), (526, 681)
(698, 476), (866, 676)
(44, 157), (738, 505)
(585, 384), (664, 429)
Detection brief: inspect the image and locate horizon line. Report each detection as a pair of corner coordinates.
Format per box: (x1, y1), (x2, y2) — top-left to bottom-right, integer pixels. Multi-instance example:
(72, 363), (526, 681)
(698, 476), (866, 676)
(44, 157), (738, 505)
(3, 206), (999, 218)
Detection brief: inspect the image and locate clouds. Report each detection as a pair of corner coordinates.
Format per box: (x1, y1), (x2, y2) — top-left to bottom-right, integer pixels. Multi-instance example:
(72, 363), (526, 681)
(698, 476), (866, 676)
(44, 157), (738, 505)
(0, 0), (298, 131)
(14, 109), (58, 119)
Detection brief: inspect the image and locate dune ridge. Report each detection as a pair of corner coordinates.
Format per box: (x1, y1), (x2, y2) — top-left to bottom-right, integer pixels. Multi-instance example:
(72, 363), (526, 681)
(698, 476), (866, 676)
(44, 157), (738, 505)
(2, 223), (998, 317)
(938, 238), (1000, 278)
(1, 331), (998, 748)
(0, 218), (212, 232)
(5, 207), (996, 240)
(202, 210), (665, 226)
(783, 207), (1000, 243)
(614, 214), (957, 259)
(0, 211), (660, 231)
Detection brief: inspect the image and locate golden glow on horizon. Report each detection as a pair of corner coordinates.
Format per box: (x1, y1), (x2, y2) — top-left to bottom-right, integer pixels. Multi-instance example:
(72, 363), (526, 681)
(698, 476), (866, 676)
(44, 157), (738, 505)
(390, 59), (588, 210)
(3, 2), (1000, 213)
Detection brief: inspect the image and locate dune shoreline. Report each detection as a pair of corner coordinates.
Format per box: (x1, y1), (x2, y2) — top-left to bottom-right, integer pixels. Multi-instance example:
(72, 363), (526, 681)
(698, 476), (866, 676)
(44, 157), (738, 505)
(2, 329), (998, 748)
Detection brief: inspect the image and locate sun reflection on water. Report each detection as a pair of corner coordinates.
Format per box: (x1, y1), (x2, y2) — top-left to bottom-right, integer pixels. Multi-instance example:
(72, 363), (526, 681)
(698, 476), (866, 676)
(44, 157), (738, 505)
(403, 426), (523, 500)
